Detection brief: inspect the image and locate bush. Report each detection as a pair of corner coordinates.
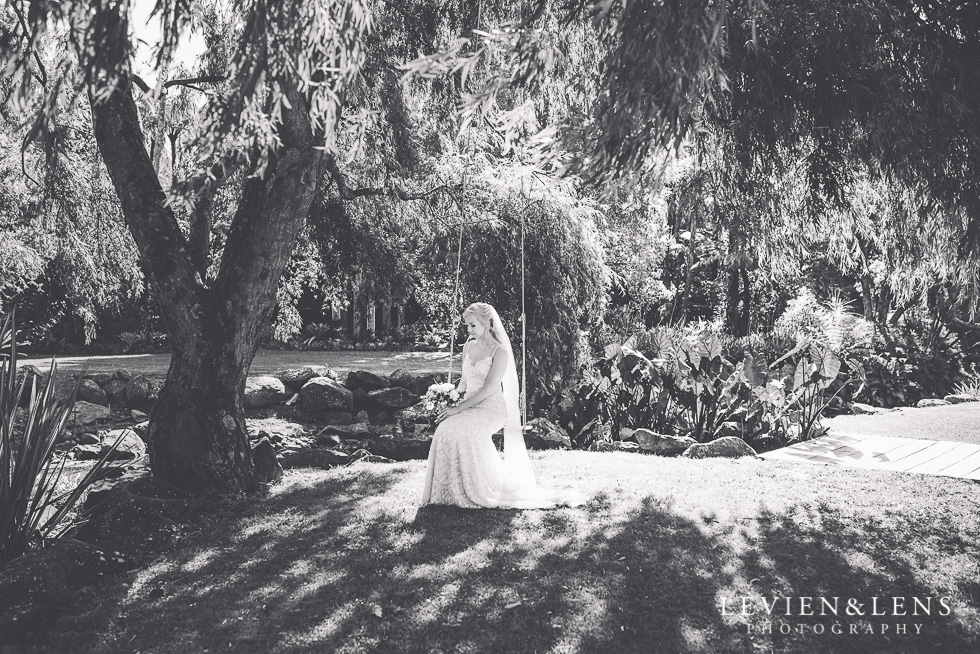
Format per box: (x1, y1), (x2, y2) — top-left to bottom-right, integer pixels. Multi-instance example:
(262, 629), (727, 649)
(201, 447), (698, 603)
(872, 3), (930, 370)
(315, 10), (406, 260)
(559, 327), (845, 452)
(0, 310), (125, 565)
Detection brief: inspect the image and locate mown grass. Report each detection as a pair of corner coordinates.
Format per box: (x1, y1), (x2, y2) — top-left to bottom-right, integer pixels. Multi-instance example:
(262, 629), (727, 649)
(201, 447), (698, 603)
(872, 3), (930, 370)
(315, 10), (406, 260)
(21, 452), (980, 654)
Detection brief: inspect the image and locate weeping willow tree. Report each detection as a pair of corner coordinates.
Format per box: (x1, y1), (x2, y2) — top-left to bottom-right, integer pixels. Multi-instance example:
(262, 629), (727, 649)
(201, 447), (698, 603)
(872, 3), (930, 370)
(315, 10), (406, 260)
(411, 0), (980, 325)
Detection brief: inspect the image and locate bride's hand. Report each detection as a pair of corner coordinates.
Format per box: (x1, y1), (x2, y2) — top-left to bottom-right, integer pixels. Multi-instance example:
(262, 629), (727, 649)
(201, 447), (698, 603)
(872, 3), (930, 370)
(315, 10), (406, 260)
(436, 406), (462, 423)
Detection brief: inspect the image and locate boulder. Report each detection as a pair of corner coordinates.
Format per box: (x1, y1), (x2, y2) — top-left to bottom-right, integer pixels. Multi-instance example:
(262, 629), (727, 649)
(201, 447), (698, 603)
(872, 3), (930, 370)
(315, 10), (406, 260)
(280, 448), (350, 469)
(246, 418), (308, 444)
(103, 379), (129, 406)
(131, 409), (148, 422)
(318, 423), (374, 439)
(244, 376), (289, 408)
(524, 418), (572, 449)
(368, 436), (432, 461)
(301, 377), (354, 413)
(916, 398), (950, 408)
(77, 378), (109, 406)
(634, 429), (697, 456)
(851, 402), (885, 415)
(348, 449), (395, 464)
(84, 373), (113, 386)
(593, 441), (640, 453)
(76, 432), (101, 445)
(355, 410), (371, 424)
(395, 372), (445, 397)
(113, 368), (134, 382)
(275, 367), (324, 390)
(313, 411), (353, 425)
(252, 437), (283, 483)
(367, 386), (419, 410)
(314, 430), (343, 447)
(345, 370), (390, 392)
(72, 443), (103, 460)
(944, 393), (979, 404)
(681, 436), (758, 459)
(70, 401), (111, 425)
(101, 428), (146, 461)
(125, 375), (154, 407)
(395, 402), (433, 427)
(389, 368), (415, 391)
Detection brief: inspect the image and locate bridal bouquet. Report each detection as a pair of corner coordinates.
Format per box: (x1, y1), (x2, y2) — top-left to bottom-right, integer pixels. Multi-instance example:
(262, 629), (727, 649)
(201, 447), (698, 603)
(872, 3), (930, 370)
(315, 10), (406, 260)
(423, 382), (462, 412)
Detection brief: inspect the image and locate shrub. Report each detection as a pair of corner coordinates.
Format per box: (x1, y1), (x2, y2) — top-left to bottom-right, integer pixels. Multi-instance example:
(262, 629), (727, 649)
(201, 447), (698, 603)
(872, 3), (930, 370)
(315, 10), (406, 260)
(559, 327), (845, 452)
(0, 310), (125, 565)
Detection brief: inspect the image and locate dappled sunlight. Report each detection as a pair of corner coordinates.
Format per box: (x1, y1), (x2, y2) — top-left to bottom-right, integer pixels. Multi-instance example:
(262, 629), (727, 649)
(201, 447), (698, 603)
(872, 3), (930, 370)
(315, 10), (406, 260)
(45, 455), (980, 653)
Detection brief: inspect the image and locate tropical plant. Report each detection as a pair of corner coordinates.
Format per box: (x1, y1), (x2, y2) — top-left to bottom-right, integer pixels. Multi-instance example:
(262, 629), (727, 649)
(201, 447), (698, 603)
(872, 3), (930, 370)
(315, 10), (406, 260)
(0, 310), (125, 564)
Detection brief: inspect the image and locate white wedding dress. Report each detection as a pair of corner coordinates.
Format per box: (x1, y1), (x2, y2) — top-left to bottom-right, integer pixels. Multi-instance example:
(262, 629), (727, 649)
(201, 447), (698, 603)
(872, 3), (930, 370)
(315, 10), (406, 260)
(420, 347), (583, 509)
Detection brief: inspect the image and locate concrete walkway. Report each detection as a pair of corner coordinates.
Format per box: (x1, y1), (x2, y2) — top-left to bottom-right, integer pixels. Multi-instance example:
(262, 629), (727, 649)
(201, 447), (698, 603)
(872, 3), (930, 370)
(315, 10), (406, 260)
(760, 431), (980, 480)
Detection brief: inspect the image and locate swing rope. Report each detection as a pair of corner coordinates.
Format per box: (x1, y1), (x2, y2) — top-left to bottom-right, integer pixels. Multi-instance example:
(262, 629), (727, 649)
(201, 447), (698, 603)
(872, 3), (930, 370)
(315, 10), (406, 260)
(444, 199), (528, 427)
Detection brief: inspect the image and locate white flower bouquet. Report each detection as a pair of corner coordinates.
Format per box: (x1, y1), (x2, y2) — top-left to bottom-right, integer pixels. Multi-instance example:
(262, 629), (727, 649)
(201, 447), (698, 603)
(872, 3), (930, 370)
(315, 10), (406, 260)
(423, 382), (462, 413)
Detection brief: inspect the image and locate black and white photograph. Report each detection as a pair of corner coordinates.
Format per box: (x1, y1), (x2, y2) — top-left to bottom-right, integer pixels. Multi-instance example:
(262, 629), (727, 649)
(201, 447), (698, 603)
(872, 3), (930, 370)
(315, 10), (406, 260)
(1, 1), (978, 652)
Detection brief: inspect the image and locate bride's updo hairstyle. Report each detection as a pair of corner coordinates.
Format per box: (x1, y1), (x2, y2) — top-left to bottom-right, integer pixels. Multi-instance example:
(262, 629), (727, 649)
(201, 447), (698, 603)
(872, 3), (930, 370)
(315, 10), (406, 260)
(463, 302), (507, 346)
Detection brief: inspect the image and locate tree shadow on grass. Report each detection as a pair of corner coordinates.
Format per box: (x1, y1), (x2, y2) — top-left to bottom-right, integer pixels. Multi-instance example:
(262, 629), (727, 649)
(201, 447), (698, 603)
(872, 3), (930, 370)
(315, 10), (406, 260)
(26, 465), (980, 654)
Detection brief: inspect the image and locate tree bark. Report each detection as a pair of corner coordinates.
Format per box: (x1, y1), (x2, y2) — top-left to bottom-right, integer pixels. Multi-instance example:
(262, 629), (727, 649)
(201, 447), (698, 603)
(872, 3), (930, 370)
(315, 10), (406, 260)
(90, 77), (327, 494)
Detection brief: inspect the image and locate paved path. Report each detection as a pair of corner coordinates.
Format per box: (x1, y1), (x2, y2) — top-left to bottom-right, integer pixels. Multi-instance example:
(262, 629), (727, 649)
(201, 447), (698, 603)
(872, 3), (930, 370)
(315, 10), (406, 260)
(760, 432), (980, 480)
(824, 401), (980, 446)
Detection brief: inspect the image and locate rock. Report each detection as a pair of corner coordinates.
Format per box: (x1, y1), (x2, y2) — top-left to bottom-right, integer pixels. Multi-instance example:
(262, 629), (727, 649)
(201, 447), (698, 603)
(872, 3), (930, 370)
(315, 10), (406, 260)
(681, 436), (758, 459)
(125, 376), (154, 407)
(345, 370), (390, 392)
(524, 418), (572, 449)
(314, 430), (343, 447)
(0, 540), (133, 642)
(916, 398), (950, 408)
(351, 387), (368, 409)
(301, 377), (354, 413)
(593, 441), (640, 453)
(368, 436), (432, 461)
(101, 428), (146, 461)
(113, 368), (134, 381)
(319, 423), (374, 439)
(389, 368), (415, 391)
(355, 410), (371, 424)
(84, 373), (113, 386)
(619, 427), (636, 440)
(275, 367), (322, 390)
(252, 437), (283, 483)
(313, 411), (353, 425)
(131, 409), (148, 422)
(72, 443), (103, 460)
(77, 432), (101, 445)
(103, 379), (129, 406)
(280, 448), (350, 469)
(77, 378), (109, 406)
(635, 429), (697, 456)
(70, 401), (111, 425)
(246, 418), (308, 444)
(367, 386), (419, 410)
(851, 402), (885, 415)
(395, 403), (433, 427)
(944, 393), (979, 404)
(348, 449), (395, 464)
(244, 376), (289, 408)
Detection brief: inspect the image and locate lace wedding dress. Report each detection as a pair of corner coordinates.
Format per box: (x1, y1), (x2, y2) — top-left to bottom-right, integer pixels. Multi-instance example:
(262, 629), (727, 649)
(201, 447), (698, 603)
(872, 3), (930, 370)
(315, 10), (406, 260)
(420, 347), (583, 509)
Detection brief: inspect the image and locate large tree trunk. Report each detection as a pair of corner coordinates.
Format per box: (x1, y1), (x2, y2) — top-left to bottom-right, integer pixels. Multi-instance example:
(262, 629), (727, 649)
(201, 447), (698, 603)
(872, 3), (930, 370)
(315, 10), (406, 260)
(90, 77), (326, 494)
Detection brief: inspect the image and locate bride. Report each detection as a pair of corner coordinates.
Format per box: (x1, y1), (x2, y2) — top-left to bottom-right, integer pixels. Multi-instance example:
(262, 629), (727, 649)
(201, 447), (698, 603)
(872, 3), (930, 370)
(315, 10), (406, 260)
(420, 302), (583, 509)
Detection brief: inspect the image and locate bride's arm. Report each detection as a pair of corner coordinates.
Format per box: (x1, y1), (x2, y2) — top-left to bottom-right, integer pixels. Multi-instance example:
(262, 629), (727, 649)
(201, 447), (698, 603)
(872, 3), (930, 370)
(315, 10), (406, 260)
(450, 347), (507, 412)
(456, 342), (469, 394)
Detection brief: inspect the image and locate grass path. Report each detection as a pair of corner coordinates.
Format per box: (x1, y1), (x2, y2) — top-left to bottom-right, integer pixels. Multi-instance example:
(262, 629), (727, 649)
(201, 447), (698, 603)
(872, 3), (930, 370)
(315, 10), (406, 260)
(27, 453), (980, 653)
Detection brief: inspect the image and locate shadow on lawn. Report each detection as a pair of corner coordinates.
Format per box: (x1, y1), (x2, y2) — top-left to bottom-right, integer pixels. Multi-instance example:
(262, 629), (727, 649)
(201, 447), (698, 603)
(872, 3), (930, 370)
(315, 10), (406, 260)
(40, 466), (979, 654)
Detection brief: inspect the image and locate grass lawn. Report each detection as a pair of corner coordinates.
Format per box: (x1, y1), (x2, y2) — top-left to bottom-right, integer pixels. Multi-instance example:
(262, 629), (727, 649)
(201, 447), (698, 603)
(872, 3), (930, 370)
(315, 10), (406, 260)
(22, 453), (980, 654)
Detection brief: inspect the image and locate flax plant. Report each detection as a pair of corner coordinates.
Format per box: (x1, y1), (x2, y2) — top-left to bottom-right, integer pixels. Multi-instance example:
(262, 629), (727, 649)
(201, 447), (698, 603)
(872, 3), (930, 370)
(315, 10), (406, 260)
(0, 310), (123, 565)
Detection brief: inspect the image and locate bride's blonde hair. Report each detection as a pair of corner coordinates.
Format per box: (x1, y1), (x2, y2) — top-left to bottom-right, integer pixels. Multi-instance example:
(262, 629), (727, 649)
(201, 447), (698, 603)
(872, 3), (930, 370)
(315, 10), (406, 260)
(463, 302), (507, 346)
